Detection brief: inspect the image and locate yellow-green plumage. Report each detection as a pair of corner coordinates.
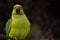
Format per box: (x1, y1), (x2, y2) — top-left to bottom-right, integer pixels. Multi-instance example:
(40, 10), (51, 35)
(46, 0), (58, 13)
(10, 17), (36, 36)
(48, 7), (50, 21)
(6, 4), (31, 40)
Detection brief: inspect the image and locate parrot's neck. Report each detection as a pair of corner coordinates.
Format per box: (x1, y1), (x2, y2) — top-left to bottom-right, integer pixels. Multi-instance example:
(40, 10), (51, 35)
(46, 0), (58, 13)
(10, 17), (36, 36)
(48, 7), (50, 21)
(12, 15), (20, 18)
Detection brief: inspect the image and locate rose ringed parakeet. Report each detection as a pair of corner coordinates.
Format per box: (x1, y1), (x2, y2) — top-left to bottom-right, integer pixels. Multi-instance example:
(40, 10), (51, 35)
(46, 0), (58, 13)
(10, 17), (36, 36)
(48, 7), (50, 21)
(5, 4), (31, 40)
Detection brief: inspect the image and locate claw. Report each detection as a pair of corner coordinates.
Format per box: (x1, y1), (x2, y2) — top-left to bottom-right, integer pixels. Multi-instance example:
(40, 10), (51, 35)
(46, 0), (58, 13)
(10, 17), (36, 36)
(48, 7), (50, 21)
(8, 39), (11, 40)
(13, 37), (17, 40)
(8, 36), (17, 40)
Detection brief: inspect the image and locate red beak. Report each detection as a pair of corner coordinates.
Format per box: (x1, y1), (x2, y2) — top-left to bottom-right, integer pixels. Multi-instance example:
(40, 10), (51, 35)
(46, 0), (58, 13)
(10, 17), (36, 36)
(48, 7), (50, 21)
(16, 7), (20, 13)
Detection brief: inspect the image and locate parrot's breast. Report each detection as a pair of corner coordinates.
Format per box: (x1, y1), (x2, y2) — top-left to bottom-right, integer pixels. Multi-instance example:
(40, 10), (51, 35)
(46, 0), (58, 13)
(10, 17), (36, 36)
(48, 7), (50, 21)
(9, 15), (30, 40)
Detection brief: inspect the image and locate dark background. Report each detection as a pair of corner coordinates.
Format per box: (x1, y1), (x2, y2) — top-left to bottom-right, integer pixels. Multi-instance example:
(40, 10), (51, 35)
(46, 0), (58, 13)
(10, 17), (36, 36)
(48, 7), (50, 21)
(0, 0), (60, 40)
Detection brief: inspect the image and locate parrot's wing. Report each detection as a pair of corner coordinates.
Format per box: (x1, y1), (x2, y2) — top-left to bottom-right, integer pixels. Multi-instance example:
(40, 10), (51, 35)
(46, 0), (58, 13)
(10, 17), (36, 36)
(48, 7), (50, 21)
(6, 19), (11, 36)
(21, 9), (31, 25)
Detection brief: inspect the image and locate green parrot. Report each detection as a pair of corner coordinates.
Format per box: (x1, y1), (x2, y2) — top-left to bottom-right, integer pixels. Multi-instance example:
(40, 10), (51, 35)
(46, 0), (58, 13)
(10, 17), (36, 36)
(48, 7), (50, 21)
(5, 4), (31, 40)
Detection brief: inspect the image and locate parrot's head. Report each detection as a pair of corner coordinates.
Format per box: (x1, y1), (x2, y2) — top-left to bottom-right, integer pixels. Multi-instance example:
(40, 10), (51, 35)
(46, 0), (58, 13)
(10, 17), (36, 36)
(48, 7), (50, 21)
(12, 4), (24, 15)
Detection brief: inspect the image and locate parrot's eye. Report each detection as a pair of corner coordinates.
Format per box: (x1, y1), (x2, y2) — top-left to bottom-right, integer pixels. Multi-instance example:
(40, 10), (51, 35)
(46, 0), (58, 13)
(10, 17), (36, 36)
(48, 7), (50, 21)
(16, 7), (20, 13)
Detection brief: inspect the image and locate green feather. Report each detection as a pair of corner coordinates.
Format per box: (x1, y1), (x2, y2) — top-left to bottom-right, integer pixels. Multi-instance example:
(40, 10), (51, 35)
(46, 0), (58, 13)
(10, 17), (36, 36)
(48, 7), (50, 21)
(6, 19), (11, 36)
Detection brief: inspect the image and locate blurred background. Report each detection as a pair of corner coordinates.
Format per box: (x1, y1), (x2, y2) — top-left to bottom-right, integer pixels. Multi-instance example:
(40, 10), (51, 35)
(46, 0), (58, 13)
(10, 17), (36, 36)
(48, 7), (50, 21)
(0, 0), (60, 40)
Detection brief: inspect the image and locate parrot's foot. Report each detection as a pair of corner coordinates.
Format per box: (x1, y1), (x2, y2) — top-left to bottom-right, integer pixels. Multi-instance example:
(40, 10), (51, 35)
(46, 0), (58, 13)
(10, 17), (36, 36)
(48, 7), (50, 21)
(8, 37), (17, 40)
(12, 37), (17, 40)
(8, 39), (11, 40)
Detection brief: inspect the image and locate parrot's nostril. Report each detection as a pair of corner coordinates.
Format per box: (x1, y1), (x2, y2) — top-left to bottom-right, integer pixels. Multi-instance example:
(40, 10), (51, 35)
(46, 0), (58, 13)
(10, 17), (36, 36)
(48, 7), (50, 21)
(16, 7), (20, 13)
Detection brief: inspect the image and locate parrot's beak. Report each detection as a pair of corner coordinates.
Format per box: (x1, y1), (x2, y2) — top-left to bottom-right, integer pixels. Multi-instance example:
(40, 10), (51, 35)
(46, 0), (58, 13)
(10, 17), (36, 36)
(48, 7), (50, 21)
(16, 7), (20, 13)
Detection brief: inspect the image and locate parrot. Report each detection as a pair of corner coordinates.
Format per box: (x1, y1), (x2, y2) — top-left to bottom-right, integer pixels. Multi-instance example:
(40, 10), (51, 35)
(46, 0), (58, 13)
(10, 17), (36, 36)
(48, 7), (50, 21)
(5, 4), (31, 40)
